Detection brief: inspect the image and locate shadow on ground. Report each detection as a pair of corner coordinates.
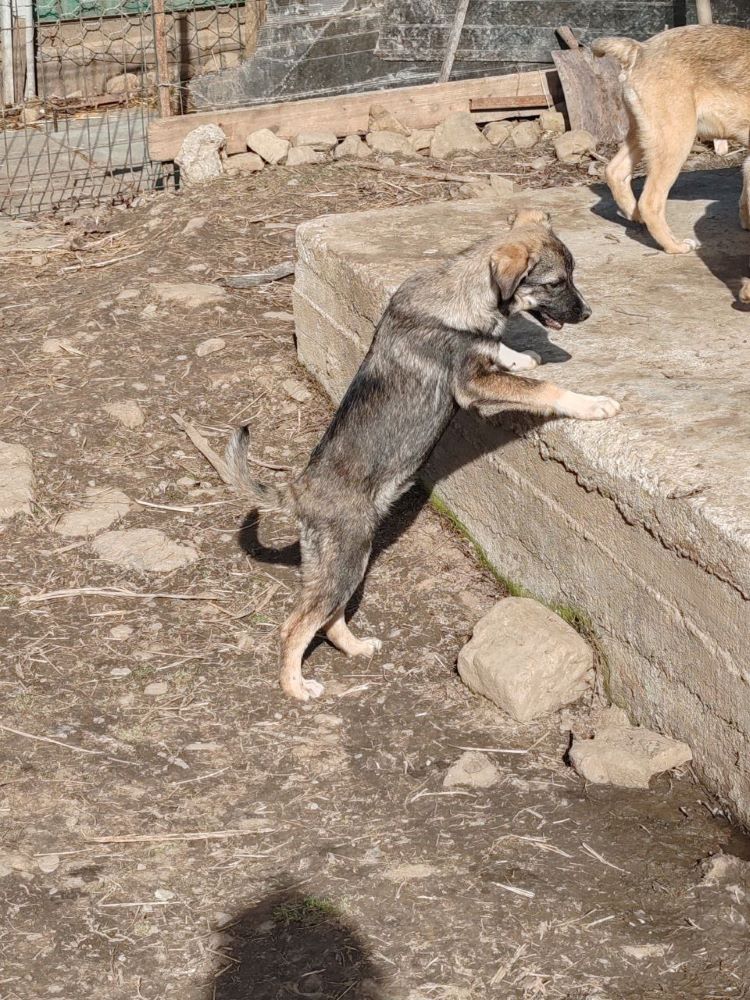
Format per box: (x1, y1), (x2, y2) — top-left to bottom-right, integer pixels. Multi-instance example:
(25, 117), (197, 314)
(589, 167), (750, 306)
(209, 885), (385, 1000)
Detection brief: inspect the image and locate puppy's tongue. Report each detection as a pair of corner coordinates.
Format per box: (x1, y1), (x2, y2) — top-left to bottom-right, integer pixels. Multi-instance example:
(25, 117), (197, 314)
(542, 315), (563, 331)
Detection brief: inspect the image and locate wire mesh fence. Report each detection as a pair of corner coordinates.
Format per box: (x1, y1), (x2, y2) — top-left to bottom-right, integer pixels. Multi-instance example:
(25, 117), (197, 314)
(0, 0), (265, 216)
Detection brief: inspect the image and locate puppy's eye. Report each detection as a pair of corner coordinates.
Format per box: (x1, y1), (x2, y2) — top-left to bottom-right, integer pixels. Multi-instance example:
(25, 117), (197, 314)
(543, 278), (566, 289)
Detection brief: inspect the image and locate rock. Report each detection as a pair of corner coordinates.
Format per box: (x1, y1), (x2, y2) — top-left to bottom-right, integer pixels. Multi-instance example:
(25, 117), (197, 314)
(106, 72), (140, 95)
(622, 944), (668, 960)
(175, 124), (226, 184)
(409, 128), (434, 152)
(382, 863), (438, 881)
(483, 121), (512, 147)
(109, 625), (133, 641)
(569, 721), (692, 789)
(539, 110), (566, 134)
(105, 401), (145, 429)
(457, 598), (594, 722)
(20, 105), (43, 126)
(460, 174), (517, 200)
(554, 129), (597, 164)
(0, 442), (34, 520)
(431, 112), (491, 159)
(246, 128), (289, 165)
(511, 120), (541, 150)
(334, 135), (372, 160)
(116, 287), (140, 301)
(92, 528), (199, 572)
(701, 854), (750, 887)
(54, 487), (130, 537)
(195, 337), (226, 357)
(368, 103), (409, 136)
(182, 216), (207, 235)
(444, 751), (500, 789)
(37, 854), (60, 874)
(366, 131), (413, 156)
(282, 378), (311, 403)
(286, 146), (326, 167)
(144, 681), (168, 696)
(41, 337), (80, 356)
(225, 151), (264, 175)
(292, 130), (338, 151)
(530, 156), (551, 171)
(151, 282), (227, 308)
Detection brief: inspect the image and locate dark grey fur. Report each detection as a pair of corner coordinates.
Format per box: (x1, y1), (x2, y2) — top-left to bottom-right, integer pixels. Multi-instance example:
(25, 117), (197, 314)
(226, 210), (619, 701)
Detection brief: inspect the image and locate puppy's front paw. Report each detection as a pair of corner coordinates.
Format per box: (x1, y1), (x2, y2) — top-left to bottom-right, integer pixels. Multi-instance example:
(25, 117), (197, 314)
(508, 351), (540, 372)
(282, 675), (326, 701)
(559, 392), (621, 421)
(739, 277), (750, 304)
(668, 238), (698, 254)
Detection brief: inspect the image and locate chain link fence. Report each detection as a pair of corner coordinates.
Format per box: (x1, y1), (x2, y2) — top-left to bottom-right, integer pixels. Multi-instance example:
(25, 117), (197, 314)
(0, 0), (265, 216)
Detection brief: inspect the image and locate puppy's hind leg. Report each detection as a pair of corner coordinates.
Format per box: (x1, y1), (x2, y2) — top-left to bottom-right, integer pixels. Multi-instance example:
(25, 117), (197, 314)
(605, 122), (643, 223)
(636, 107), (697, 253)
(326, 608), (382, 658)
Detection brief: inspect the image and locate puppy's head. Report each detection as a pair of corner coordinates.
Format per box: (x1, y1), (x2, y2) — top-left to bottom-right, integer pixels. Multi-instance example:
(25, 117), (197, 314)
(490, 209), (591, 330)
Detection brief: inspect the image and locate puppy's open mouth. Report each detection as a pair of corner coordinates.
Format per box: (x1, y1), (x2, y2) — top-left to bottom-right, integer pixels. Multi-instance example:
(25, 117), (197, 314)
(528, 309), (563, 332)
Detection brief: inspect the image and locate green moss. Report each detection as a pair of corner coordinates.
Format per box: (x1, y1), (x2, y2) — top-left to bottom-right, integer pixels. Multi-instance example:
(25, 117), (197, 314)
(272, 895), (339, 926)
(428, 491), (608, 672)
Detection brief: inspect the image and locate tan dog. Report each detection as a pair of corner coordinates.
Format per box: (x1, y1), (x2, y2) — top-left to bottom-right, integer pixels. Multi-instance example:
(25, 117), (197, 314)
(593, 26), (750, 266)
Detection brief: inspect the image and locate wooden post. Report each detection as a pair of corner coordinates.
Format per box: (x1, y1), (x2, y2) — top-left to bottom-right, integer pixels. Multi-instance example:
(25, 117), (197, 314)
(438, 0), (470, 83)
(696, 0), (713, 24)
(152, 0), (172, 118)
(244, 0), (266, 58)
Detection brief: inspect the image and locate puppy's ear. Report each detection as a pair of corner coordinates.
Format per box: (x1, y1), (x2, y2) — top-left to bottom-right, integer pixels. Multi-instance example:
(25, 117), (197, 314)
(508, 209), (551, 230)
(490, 244), (532, 302)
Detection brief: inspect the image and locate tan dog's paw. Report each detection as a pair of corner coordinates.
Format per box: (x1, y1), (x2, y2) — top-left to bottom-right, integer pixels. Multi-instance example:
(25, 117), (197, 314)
(739, 277), (750, 304)
(559, 392), (621, 421)
(282, 676), (325, 701)
(667, 238), (698, 254)
(507, 351), (540, 372)
(354, 637), (382, 657)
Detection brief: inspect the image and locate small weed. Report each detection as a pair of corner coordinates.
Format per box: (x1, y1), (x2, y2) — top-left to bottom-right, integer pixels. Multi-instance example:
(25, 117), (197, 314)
(273, 895), (339, 926)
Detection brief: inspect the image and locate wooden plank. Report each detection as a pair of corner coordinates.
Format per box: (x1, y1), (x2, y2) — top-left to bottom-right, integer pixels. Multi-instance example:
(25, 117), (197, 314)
(469, 95), (551, 111)
(552, 48), (627, 144)
(148, 69), (559, 161)
(438, 0), (470, 83)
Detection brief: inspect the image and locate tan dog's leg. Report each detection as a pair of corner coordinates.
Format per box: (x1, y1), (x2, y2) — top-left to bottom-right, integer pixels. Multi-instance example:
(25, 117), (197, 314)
(325, 608), (382, 657)
(459, 367), (620, 421)
(605, 123), (643, 222)
(740, 156), (750, 231)
(636, 112), (696, 254)
(279, 602), (329, 702)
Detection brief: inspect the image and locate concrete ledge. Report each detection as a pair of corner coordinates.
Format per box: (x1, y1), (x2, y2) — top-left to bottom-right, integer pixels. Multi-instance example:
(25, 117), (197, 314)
(293, 171), (750, 824)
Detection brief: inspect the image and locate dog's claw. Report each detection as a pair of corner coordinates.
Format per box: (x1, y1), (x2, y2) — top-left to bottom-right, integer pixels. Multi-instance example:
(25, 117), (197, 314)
(560, 392), (621, 421)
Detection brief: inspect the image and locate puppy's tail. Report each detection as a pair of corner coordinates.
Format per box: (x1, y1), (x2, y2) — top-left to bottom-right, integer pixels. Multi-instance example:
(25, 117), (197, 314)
(224, 425), (294, 514)
(591, 36), (643, 73)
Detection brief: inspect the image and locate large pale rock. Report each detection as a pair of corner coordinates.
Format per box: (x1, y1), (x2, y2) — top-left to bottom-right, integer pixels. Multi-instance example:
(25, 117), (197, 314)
(246, 128), (289, 165)
(0, 442), (34, 520)
(569, 722), (692, 788)
(483, 121), (512, 147)
(368, 103), (409, 136)
(286, 146), (326, 167)
(539, 110), (566, 134)
(175, 124), (226, 184)
(554, 129), (596, 164)
(409, 128), (434, 152)
(151, 282), (227, 308)
(511, 120), (541, 150)
(55, 487), (130, 537)
(444, 751), (500, 788)
(334, 135), (373, 160)
(225, 152), (264, 175)
(106, 72), (139, 95)
(92, 528), (199, 572)
(431, 112), (491, 159)
(457, 598), (593, 722)
(701, 854), (750, 887)
(366, 131), (412, 156)
(292, 130), (338, 151)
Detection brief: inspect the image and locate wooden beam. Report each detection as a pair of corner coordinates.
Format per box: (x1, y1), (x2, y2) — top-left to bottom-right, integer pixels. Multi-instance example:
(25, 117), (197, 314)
(148, 70), (559, 161)
(469, 95), (551, 111)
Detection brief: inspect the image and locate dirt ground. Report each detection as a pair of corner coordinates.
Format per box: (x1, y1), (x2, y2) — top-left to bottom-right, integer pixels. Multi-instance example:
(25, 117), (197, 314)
(2, 138), (750, 1000)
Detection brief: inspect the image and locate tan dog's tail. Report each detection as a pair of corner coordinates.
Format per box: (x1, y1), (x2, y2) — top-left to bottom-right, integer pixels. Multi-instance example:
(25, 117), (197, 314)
(592, 36), (643, 73)
(225, 425), (294, 513)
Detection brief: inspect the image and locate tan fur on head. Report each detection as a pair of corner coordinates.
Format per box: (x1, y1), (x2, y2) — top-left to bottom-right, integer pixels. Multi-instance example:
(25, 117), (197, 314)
(490, 244), (534, 301)
(592, 35), (642, 73)
(509, 209), (551, 230)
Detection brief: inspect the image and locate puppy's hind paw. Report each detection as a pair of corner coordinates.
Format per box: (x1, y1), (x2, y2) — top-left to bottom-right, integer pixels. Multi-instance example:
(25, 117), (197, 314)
(282, 675), (326, 702)
(353, 637), (383, 658)
(669, 238), (698, 254)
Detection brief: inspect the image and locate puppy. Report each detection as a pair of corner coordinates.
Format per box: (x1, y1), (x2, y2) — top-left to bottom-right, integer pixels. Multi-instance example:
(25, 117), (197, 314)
(593, 25), (750, 255)
(227, 210), (621, 702)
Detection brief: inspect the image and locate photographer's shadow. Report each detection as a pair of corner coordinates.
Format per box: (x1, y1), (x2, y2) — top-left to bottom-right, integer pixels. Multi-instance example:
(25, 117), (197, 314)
(209, 885), (385, 1000)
